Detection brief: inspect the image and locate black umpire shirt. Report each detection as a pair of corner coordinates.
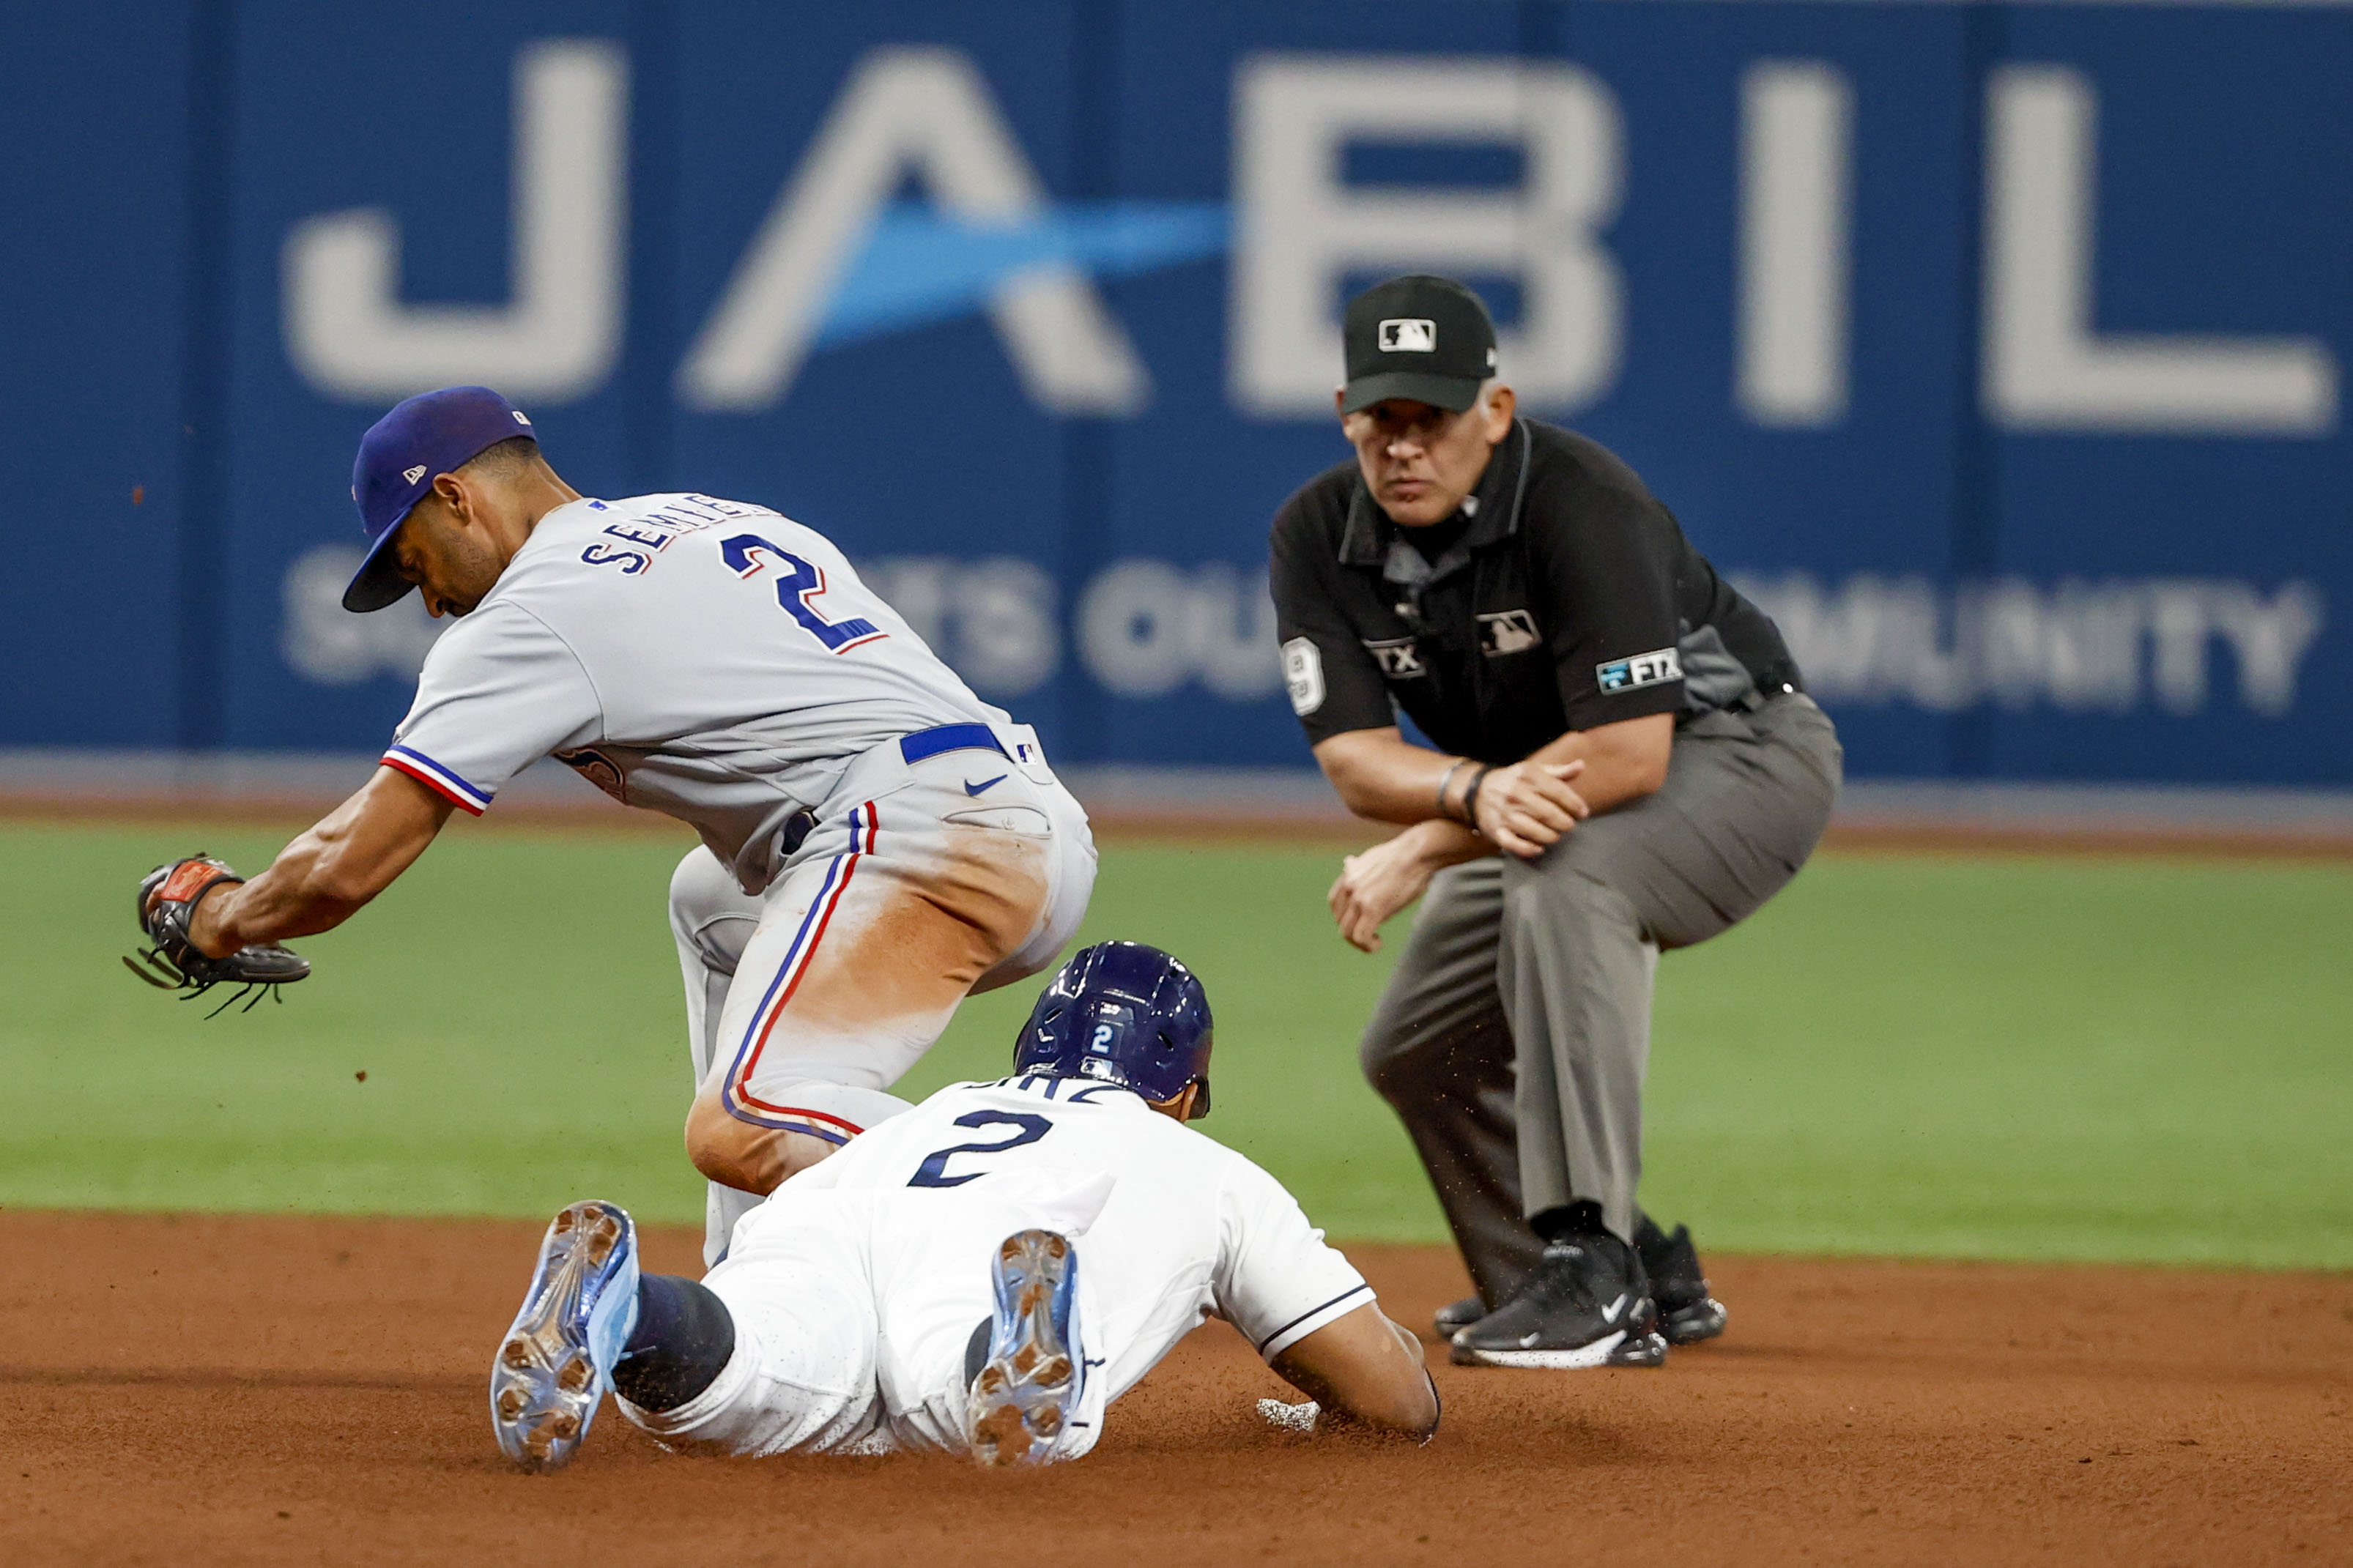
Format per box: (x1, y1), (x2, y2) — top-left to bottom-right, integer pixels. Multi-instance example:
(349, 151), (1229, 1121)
(1269, 418), (1801, 765)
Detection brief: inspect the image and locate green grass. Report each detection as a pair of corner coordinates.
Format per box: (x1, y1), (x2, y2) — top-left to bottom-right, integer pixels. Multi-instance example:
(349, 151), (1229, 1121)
(4, 818), (2349, 1267)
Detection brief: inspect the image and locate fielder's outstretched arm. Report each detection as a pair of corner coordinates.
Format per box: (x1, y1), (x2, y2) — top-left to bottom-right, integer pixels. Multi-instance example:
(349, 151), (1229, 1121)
(188, 767), (455, 957)
(1269, 1303), (1440, 1440)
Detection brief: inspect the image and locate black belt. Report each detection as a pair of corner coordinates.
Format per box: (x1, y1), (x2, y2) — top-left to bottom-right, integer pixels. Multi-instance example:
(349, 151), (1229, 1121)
(778, 809), (818, 856)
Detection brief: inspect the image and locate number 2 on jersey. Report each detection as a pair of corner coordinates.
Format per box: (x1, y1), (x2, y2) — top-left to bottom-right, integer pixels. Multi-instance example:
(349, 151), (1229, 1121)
(909, 1111), (1052, 1188)
(719, 533), (886, 653)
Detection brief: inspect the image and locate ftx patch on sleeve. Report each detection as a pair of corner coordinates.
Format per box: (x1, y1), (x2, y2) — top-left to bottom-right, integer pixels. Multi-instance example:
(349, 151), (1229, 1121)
(1596, 646), (1682, 693)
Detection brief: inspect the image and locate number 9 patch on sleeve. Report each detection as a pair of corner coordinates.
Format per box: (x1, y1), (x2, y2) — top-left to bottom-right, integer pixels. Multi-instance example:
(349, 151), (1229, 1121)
(1282, 636), (1325, 716)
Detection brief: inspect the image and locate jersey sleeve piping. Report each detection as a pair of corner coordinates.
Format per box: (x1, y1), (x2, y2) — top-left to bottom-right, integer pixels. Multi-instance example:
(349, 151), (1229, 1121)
(384, 596), (607, 814)
(1253, 1282), (1376, 1362)
(380, 745), (492, 815)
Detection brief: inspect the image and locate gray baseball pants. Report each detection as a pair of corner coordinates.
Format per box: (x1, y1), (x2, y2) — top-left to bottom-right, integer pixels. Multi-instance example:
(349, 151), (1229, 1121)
(1360, 693), (1842, 1305)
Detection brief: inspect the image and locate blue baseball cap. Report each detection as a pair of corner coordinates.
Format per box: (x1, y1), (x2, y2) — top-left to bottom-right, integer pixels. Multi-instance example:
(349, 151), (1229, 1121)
(344, 386), (537, 612)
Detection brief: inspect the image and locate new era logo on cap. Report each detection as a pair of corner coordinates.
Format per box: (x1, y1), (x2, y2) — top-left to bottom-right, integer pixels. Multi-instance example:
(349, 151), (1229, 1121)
(346, 385), (536, 614)
(1378, 318), (1437, 353)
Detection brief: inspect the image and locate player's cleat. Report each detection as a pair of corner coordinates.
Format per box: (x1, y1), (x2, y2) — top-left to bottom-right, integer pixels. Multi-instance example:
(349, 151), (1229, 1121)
(490, 1200), (640, 1473)
(966, 1228), (1085, 1466)
(1433, 1296), (1486, 1339)
(1450, 1233), (1667, 1370)
(1637, 1219), (1728, 1345)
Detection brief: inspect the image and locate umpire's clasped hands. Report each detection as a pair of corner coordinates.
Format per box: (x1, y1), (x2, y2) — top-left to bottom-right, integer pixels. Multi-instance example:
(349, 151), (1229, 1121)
(1473, 759), (1592, 859)
(1324, 759), (1590, 954)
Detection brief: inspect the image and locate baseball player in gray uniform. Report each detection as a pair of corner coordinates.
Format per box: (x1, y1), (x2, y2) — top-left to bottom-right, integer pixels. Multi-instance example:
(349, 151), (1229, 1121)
(151, 387), (1095, 1264)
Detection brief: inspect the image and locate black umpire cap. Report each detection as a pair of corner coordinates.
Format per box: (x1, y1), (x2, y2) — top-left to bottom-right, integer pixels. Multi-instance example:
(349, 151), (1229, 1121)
(1341, 275), (1499, 415)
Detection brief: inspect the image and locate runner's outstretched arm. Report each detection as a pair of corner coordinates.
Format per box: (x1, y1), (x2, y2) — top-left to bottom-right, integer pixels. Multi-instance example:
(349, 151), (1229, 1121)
(190, 768), (454, 955)
(1270, 1303), (1439, 1439)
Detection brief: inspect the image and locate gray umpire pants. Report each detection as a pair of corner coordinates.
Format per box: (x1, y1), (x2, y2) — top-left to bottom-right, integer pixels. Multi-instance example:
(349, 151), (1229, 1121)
(1361, 693), (1842, 1306)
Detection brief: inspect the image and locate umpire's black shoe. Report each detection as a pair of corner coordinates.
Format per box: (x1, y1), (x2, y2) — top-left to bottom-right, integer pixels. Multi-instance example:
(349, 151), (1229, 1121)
(1635, 1218), (1728, 1345)
(1449, 1235), (1667, 1370)
(1432, 1296), (1486, 1339)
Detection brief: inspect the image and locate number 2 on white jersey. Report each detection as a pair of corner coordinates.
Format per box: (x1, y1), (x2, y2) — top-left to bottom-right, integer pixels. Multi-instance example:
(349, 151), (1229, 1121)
(720, 533), (886, 653)
(909, 1111), (1053, 1189)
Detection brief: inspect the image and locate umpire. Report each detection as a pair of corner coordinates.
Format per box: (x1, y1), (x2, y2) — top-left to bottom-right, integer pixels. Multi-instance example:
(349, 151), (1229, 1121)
(1269, 275), (1842, 1370)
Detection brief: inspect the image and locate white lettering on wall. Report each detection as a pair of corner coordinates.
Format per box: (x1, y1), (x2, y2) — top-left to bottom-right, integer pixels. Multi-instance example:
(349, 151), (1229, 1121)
(1983, 66), (2338, 436)
(1735, 572), (2326, 716)
(1230, 54), (1624, 417)
(678, 47), (1145, 415)
(278, 538), (2321, 724)
(858, 556), (1061, 697)
(283, 40), (627, 402)
(1738, 61), (1853, 428)
(281, 546), (445, 684)
(1077, 560), (1281, 699)
(1079, 560), (1196, 696)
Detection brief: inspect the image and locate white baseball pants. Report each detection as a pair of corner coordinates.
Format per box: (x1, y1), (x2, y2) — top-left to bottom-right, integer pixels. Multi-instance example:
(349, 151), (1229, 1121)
(619, 1174), (1117, 1460)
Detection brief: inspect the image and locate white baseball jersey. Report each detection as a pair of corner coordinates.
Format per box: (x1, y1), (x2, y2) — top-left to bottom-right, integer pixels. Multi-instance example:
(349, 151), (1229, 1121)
(626, 1074), (1374, 1459)
(382, 493), (1004, 890)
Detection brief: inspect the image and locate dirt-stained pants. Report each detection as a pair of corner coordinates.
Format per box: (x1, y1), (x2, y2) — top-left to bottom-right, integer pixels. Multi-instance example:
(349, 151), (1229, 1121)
(672, 728), (1097, 1266)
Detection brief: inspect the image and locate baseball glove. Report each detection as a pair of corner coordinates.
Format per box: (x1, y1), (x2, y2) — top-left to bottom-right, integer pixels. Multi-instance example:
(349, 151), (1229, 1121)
(124, 855), (310, 1014)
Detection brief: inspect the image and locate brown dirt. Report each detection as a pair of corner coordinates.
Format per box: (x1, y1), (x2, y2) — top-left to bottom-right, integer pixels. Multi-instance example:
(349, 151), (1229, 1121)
(1, 1213), (2346, 1565)
(10, 794), (2353, 862)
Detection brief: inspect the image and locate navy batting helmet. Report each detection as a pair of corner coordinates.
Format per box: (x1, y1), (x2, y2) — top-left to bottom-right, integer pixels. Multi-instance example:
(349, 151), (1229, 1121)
(1013, 942), (1213, 1118)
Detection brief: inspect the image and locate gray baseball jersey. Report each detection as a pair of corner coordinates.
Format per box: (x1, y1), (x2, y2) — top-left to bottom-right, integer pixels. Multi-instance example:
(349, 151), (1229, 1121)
(382, 493), (1005, 890)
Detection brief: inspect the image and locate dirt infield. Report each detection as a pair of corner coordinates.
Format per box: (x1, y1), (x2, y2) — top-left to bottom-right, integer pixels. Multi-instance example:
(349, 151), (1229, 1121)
(10, 792), (2353, 861)
(1, 1212), (2344, 1567)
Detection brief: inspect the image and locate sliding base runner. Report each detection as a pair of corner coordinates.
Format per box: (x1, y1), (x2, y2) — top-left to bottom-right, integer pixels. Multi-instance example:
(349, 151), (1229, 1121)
(486, 943), (1440, 1471)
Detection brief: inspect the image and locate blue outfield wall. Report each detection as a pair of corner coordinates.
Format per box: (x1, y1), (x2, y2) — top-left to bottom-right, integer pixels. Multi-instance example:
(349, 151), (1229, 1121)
(4, 1), (2350, 784)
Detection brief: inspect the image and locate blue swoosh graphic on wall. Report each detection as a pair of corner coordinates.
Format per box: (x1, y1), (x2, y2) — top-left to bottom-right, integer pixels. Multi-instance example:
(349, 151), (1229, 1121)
(815, 200), (1231, 347)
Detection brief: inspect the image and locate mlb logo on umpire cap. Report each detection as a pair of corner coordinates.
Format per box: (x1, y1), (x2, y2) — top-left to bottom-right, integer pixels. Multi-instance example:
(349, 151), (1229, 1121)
(1378, 319), (1437, 353)
(1341, 275), (1499, 414)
